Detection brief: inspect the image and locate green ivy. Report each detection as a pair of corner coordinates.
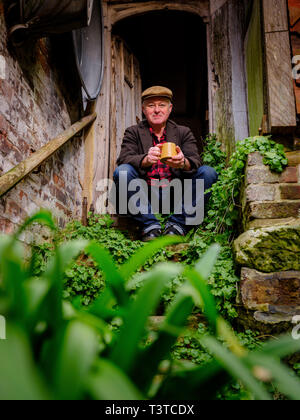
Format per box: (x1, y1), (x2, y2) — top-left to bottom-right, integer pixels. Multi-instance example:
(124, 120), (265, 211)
(204, 136), (288, 235)
(202, 134), (227, 174)
(31, 135), (287, 317)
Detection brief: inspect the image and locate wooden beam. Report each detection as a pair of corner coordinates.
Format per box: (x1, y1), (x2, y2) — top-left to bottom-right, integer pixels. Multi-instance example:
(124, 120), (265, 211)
(263, 0), (289, 32)
(0, 113), (97, 198)
(83, 102), (97, 210)
(263, 0), (297, 134)
(210, 0), (228, 15)
(265, 31), (297, 131)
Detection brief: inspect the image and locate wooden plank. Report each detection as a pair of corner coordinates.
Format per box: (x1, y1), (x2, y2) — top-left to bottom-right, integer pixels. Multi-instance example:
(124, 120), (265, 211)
(93, 4), (112, 214)
(210, 0), (228, 15)
(83, 102), (97, 209)
(206, 22), (214, 133)
(0, 113), (97, 198)
(265, 31), (297, 131)
(109, 1), (210, 25)
(109, 36), (119, 180)
(109, 36), (142, 180)
(289, 0), (300, 114)
(134, 56), (142, 122)
(229, 0), (249, 140)
(246, 0), (265, 136)
(263, 0), (289, 32)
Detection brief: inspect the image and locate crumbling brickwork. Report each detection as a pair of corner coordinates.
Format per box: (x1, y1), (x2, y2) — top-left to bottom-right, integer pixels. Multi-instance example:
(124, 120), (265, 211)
(0, 2), (84, 239)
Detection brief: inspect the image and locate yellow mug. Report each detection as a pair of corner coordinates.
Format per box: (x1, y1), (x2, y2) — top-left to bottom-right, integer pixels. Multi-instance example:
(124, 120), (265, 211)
(160, 142), (177, 163)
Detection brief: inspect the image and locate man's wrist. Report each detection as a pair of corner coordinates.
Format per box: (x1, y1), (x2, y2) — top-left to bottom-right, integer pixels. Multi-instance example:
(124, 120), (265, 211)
(141, 155), (151, 168)
(181, 158), (191, 171)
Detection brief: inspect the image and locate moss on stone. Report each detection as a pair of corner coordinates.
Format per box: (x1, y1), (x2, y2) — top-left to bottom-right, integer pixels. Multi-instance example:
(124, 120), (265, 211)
(234, 222), (300, 272)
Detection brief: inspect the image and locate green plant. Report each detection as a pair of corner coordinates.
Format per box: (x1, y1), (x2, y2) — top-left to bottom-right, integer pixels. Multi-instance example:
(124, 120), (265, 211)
(1, 211), (300, 400)
(203, 136), (287, 235)
(32, 215), (143, 306)
(182, 231), (239, 319)
(202, 134), (227, 174)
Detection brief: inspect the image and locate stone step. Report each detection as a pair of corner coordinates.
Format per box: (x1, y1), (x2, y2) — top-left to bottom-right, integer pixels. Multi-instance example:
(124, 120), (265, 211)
(286, 151), (300, 166)
(247, 151), (300, 167)
(237, 268), (300, 332)
(240, 268), (300, 310)
(234, 221), (300, 272)
(246, 166), (299, 184)
(247, 200), (300, 219)
(280, 184), (300, 199)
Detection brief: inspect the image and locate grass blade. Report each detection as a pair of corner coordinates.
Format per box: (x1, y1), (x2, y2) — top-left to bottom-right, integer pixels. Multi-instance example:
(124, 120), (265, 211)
(53, 320), (99, 400)
(201, 336), (272, 400)
(0, 325), (50, 400)
(258, 334), (300, 359)
(120, 236), (185, 281)
(86, 242), (128, 306)
(110, 262), (181, 374)
(247, 353), (300, 400)
(132, 292), (194, 393)
(185, 268), (218, 333)
(194, 243), (220, 279)
(87, 359), (144, 400)
(43, 240), (89, 328)
(14, 210), (57, 239)
(157, 361), (228, 400)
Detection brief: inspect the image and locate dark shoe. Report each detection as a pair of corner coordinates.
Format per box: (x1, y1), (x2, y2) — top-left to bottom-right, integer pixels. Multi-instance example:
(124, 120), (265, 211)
(141, 228), (162, 242)
(163, 225), (186, 237)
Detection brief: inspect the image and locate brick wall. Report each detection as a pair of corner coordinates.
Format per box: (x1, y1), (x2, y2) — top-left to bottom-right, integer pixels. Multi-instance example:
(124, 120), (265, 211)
(0, 2), (84, 240)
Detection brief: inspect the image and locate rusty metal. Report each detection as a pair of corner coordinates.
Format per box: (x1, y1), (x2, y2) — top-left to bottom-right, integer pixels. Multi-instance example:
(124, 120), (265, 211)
(9, 0), (94, 46)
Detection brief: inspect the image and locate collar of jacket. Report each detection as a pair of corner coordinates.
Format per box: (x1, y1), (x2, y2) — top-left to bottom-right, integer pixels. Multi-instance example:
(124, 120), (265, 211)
(138, 119), (179, 154)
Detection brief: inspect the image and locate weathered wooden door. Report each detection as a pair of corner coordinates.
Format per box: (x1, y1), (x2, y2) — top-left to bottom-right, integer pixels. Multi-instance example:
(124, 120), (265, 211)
(109, 35), (142, 179)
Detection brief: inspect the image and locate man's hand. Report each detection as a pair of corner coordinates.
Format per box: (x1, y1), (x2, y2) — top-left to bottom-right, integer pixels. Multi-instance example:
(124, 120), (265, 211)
(165, 146), (190, 170)
(141, 144), (163, 168)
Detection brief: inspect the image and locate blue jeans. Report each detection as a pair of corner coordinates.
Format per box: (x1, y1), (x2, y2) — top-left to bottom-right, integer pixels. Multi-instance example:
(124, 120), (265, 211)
(113, 164), (218, 234)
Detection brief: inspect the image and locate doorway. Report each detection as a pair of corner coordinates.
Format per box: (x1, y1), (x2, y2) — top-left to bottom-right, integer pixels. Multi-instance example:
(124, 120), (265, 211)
(112, 10), (208, 156)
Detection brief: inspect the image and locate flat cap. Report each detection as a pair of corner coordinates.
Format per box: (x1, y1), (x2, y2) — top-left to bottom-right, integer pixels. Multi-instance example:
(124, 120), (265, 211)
(142, 86), (173, 102)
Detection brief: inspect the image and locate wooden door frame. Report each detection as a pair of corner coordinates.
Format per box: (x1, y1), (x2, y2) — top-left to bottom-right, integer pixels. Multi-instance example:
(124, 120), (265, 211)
(92, 0), (212, 214)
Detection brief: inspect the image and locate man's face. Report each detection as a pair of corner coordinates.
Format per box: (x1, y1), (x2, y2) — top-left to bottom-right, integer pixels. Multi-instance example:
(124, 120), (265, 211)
(142, 97), (173, 127)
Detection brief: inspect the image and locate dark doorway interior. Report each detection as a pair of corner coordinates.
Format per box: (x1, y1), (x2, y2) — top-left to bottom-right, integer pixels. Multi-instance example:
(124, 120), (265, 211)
(113, 11), (208, 152)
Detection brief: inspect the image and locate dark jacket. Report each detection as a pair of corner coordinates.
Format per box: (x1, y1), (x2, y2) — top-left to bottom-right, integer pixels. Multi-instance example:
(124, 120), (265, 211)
(117, 119), (202, 179)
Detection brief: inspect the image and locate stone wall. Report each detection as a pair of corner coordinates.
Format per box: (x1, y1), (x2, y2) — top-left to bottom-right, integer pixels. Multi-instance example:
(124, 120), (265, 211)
(0, 2), (84, 241)
(234, 151), (300, 330)
(241, 151), (300, 231)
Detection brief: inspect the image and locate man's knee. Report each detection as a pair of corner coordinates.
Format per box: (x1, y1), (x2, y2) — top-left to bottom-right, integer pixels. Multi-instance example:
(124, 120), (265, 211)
(196, 165), (218, 185)
(113, 164), (138, 181)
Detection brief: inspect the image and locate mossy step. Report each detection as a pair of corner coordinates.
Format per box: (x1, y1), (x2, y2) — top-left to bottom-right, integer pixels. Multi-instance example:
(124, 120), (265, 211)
(234, 221), (300, 272)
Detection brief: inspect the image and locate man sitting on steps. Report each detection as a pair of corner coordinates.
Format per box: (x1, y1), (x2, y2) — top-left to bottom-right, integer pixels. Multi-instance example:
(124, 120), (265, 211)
(113, 86), (218, 242)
